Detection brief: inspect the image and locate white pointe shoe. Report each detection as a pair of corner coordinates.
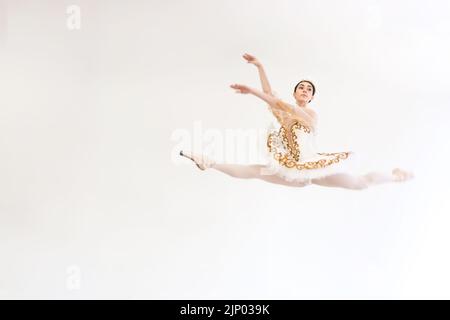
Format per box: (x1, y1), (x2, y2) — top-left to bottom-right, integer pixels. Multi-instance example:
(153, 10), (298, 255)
(179, 150), (215, 171)
(392, 168), (414, 182)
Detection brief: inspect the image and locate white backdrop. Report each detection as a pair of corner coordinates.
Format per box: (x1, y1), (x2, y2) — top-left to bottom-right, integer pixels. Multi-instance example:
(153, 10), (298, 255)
(0, 0), (449, 299)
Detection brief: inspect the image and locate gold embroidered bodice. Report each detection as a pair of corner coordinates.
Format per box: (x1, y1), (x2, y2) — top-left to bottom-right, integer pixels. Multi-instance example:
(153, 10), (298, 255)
(267, 120), (351, 170)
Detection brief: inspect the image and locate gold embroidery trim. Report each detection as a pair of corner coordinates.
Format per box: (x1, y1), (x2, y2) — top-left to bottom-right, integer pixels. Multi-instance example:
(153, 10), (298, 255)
(267, 121), (351, 170)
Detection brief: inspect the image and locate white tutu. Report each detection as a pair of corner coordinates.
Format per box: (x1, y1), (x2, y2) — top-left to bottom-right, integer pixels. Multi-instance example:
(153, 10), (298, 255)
(264, 119), (359, 184)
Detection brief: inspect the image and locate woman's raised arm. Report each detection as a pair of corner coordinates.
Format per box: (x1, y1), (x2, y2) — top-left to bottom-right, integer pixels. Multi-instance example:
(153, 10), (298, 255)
(242, 53), (274, 96)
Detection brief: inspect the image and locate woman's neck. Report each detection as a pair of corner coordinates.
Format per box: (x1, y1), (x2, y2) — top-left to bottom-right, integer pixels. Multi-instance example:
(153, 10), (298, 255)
(295, 100), (308, 108)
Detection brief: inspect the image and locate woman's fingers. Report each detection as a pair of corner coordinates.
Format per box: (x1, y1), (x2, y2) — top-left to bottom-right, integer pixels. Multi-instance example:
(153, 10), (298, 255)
(230, 84), (241, 93)
(230, 84), (247, 94)
(244, 53), (255, 60)
(243, 53), (255, 62)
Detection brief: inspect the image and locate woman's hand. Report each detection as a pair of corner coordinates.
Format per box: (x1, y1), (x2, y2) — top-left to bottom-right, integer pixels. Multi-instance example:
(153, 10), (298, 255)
(230, 84), (253, 94)
(242, 53), (262, 67)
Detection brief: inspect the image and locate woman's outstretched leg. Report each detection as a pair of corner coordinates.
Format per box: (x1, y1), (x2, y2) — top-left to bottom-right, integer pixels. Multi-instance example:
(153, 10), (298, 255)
(212, 163), (310, 187)
(312, 173), (369, 190)
(180, 151), (308, 187)
(311, 168), (414, 190)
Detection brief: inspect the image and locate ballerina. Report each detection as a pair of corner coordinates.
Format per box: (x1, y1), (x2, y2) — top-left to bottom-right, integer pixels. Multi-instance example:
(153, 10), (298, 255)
(180, 53), (413, 190)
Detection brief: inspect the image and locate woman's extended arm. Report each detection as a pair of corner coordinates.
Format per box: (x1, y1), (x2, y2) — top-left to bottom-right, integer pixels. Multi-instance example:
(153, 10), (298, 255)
(230, 84), (317, 127)
(242, 53), (273, 95)
(230, 84), (279, 107)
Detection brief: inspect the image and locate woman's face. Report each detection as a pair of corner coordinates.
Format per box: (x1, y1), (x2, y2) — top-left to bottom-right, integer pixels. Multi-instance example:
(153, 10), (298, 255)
(294, 82), (314, 104)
